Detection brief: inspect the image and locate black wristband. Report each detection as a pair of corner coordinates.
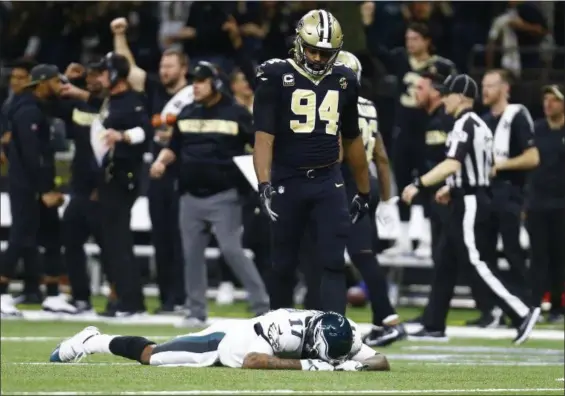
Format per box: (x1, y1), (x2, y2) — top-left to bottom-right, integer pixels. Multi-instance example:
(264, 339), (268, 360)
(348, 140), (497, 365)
(258, 182), (271, 192)
(358, 191), (370, 200)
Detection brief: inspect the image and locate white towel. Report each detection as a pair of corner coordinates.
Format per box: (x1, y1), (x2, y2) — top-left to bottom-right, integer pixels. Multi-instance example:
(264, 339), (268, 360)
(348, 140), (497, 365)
(493, 104), (532, 164)
(488, 9), (521, 77)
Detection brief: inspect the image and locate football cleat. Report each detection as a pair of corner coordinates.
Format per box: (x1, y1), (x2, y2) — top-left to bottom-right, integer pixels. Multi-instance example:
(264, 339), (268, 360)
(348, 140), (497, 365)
(42, 295), (78, 314)
(0, 294), (23, 318)
(363, 324), (407, 347)
(513, 307), (541, 345)
(50, 326), (100, 363)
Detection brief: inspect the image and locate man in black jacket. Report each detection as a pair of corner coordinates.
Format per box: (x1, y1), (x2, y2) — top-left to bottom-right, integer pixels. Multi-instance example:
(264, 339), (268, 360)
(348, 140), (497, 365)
(526, 84), (565, 323)
(150, 61), (269, 327)
(89, 52), (152, 317)
(0, 64), (65, 317)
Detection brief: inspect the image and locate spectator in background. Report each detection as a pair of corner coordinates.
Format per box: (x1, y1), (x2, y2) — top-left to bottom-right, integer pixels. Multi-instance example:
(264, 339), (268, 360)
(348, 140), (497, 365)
(400, 2), (453, 58)
(229, 69), (253, 113)
(486, 1), (548, 75)
(450, 2), (495, 72)
(161, 2), (237, 73)
(158, 1), (192, 52)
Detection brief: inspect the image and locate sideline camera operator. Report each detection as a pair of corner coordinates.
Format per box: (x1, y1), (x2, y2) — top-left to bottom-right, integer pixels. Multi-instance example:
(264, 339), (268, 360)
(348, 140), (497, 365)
(150, 61), (269, 327)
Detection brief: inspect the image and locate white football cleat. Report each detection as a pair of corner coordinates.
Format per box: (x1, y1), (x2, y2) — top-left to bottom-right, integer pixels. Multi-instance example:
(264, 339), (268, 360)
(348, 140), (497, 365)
(50, 326), (100, 363)
(42, 295), (78, 314)
(0, 294), (22, 318)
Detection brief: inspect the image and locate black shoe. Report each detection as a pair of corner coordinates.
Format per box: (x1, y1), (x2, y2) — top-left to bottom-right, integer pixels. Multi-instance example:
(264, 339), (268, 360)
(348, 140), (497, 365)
(407, 328), (448, 342)
(364, 324), (407, 347)
(98, 309), (145, 318)
(72, 300), (94, 314)
(513, 307), (541, 345)
(405, 315), (423, 325)
(153, 304), (176, 315)
(14, 292), (43, 305)
(465, 314), (504, 328)
(547, 312), (564, 324)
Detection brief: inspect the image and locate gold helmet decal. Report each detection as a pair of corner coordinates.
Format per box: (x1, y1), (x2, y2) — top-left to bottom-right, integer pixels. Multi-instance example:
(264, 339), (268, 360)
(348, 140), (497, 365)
(293, 10), (344, 77)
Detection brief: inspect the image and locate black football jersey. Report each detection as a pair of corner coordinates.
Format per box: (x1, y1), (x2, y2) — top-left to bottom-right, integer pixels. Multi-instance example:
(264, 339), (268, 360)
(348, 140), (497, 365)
(379, 48), (457, 133)
(253, 58), (360, 170)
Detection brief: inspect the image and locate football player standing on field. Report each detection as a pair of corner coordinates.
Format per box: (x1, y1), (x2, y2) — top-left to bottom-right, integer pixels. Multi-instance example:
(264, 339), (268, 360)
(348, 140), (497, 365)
(253, 10), (371, 315)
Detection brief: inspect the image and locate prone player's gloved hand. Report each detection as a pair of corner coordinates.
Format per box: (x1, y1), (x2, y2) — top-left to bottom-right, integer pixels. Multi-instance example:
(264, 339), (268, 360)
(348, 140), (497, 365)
(258, 182), (278, 222)
(349, 192), (370, 224)
(300, 359), (335, 371)
(334, 360), (367, 371)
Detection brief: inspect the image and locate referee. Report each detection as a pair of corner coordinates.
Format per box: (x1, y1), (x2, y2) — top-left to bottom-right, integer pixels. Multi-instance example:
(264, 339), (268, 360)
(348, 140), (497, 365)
(401, 74), (539, 345)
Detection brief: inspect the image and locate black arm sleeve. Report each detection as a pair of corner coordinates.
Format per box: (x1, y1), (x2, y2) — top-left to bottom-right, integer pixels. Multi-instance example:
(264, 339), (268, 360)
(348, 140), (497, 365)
(168, 123), (182, 157)
(13, 107), (51, 193)
(341, 82), (361, 139)
(252, 78), (278, 134)
(512, 110), (535, 152)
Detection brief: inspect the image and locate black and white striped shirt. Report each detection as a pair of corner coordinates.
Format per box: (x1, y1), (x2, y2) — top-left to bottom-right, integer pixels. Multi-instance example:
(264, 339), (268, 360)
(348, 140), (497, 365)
(446, 109), (493, 193)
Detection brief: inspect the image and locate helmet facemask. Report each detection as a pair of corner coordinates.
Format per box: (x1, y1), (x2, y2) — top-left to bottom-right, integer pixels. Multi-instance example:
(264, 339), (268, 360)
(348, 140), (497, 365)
(294, 36), (341, 77)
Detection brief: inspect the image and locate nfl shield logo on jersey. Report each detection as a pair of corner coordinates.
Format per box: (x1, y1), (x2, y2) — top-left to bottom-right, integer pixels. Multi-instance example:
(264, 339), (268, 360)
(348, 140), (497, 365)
(277, 185), (285, 194)
(339, 77), (348, 90)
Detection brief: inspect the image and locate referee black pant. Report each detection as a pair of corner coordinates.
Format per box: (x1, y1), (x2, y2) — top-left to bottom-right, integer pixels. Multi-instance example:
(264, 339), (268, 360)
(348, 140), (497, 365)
(526, 207), (565, 314)
(98, 179), (145, 313)
(469, 182), (529, 313)
(423, 189), (531, 332)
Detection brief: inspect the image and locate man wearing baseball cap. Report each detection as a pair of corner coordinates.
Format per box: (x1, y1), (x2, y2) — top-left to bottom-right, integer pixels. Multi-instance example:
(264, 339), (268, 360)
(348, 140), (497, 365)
(401, 73), (540, 345)
(0, 64), (67, 317)
(526, 83), (565, 324)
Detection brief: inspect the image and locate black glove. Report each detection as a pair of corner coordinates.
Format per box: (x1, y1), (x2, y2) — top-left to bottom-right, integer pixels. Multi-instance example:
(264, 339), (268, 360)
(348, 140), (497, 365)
(349, 192), (370, 224)
(258, 182), (278, 221)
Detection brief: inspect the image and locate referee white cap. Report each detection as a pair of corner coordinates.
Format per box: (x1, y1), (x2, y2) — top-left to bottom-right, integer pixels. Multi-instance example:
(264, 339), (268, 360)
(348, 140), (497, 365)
(442, 74), (479, 99)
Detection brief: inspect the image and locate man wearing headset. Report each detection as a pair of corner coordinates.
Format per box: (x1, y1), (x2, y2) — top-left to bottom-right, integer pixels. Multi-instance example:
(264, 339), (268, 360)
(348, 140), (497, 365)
(150, 61), (269, 327)
(88, 52), (152, 317)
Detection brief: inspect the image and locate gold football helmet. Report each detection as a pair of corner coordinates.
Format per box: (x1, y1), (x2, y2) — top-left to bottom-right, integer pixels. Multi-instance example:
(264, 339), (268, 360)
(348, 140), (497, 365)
(293, 9), (344, 77)
(336, 51), (362, 83)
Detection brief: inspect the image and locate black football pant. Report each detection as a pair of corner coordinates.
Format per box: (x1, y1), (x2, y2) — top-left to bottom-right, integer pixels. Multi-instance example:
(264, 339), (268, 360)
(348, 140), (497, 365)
(0, 187), (41, 294)
(423, 190), (531, 332)
(63, 193), (110, 303)
(303, 174), (396, 324)
(469, 182), (528, 314)
(392, 127), (426, 221)
(148, 176), (185, 307)
(526, 207), (565, 314)
(38, 199), (63, 296)
(269, 164), (349, 314)
(98, 180), (145, 312)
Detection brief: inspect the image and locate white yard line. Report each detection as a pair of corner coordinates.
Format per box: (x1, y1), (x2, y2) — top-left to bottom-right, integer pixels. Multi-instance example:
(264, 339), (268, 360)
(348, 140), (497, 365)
(5, 388), (565, 395)
(1, 336), (171, 342)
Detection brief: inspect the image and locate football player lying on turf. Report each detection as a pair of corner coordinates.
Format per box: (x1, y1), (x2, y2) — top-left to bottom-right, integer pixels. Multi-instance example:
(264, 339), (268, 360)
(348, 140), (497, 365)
(50, 309), (389, 371)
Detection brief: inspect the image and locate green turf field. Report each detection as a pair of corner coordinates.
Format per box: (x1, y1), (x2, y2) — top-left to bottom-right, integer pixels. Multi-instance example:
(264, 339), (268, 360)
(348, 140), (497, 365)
(1, 298), (564, 395)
